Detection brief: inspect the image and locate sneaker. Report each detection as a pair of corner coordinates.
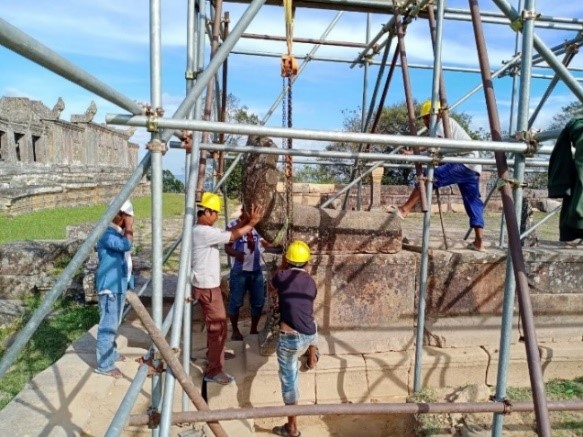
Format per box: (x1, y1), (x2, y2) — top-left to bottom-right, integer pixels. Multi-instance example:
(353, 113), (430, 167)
(203, 372), (235, 385)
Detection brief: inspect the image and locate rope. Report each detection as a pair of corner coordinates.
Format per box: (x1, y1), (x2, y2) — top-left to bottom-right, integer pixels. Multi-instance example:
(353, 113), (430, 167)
(283, 0), (294, 55)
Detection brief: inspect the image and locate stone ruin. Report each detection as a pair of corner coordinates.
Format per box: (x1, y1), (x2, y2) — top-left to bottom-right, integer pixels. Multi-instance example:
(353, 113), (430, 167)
(241, 136), (583, 357)
(0, 96), (149, 215)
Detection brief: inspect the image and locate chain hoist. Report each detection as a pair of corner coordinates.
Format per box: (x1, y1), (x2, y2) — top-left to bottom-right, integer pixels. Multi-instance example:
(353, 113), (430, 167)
(280, 0), (296, 246)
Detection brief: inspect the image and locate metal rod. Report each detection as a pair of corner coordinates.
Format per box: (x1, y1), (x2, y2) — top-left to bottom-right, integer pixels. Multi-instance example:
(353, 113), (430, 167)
(0, 154), (152, 378)
(262, 11), (344, 125)
(492, 0), (583, 103)
(105, 362), (151, 436)
(125, 292), (228, 437)
(161, 0), (267, 143)
(241, 32), (369, 48)
(128, 399), (583, 425)
(470, 1), (551, 435)
(0, 18), (143, 115)
(519, 204), (561, 241)
(106, 115), (534, 154)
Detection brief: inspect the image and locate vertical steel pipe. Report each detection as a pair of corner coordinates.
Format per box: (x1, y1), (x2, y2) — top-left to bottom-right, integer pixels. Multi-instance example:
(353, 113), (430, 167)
(148, 1), (164, 435)
(413, 0), (446, 392)
(468, 1), (551, 435)
(105, 362), (151, 436)
(161, 0), (267, 143)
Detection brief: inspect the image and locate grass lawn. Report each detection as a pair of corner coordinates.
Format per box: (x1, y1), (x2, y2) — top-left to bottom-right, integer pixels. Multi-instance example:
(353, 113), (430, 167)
(0, 296), (99, 410)
(0, 194), (186, 244)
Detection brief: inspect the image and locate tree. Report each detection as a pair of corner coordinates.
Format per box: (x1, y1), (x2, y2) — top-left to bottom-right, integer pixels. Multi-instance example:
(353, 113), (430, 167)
(549, 101), (583, 130)
(145, 169), (185, 193)
(222, 95), (261, 198)
(311, 101), (485, 185)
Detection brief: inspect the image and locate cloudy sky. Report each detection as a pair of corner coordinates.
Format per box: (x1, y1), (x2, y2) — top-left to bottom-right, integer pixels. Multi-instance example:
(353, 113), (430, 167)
(1, 1), (583, 175)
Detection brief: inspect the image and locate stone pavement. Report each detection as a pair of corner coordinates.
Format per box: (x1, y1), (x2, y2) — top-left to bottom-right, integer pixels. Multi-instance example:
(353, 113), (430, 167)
(1, 302), (582, 436)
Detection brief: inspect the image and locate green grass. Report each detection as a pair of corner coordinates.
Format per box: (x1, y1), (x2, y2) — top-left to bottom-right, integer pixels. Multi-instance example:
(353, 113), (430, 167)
(507, 377), (583, 401)
(0, 193), (186, 244)
(0, 296), (99, 410)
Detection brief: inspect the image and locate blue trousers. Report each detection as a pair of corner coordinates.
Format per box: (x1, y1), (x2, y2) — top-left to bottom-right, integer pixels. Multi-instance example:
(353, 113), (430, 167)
(96, 292), (124, 372)
(434, 163), (485, 229)
(276, 331), (317, 404)
(228, 270), (265, 317)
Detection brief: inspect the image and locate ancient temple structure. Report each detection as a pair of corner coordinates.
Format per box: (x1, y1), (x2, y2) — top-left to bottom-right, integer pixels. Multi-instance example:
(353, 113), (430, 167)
(0, 96), (148, 215)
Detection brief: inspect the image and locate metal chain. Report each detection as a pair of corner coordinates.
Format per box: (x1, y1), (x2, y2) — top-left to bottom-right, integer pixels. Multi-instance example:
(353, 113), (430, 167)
(285, 76), (293, 245)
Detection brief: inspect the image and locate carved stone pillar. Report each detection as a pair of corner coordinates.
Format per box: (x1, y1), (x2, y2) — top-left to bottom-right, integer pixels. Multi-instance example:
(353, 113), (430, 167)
(370, 166), (384, 208)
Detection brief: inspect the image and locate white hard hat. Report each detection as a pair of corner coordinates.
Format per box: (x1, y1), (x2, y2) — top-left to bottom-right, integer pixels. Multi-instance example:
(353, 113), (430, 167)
(120, 200), (134, 216)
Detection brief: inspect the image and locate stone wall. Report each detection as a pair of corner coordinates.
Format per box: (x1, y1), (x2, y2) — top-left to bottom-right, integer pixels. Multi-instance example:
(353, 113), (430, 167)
(0, 96), (147, 215)
(281, 181), (551, 213)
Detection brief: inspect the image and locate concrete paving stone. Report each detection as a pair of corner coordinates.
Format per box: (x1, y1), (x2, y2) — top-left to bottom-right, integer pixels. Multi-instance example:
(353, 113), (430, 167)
(363, 351), (411, 400)
(316, 354), (369, 403)
(539, 342), (583, 381)
(421, 347), (489, 389)
(484, 344), (530, 387)
(423, 316), (520, 349)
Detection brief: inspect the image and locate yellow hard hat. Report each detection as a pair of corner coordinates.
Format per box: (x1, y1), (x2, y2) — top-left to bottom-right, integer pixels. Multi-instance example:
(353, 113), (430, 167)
(420, 99), (441, 117)
(285, 240), (311, 265)
(197, 192), (222, 213)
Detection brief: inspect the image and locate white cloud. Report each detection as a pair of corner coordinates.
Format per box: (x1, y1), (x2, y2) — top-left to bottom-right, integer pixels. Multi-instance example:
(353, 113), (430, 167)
(2, 2), (583, 177)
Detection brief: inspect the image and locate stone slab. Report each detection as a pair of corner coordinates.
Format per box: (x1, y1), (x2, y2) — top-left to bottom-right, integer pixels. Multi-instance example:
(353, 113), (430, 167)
(421, 346), (489, 388)
(539, 342), (583, 381)
(484, 344), (530, 387)
(364, 351), (411, 401)
(311, 252), (417, 330)
(316, 353), (368, 404)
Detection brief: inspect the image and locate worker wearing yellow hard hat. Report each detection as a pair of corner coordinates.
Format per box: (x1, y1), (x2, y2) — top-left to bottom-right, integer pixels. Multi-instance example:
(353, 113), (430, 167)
(188, 192), (264, 385)
(271, 239), (319, 437)
(394, 99), (486, 252)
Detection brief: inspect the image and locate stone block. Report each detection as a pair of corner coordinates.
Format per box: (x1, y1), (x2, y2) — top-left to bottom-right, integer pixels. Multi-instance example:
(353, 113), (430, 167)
(309, 184), (335, 194)
(423, 316), (520, 349)
(364, 351), (411, 400)
(534, 315), (583, 343)
(425, 250), (507, 316)
(539, 342), (583, 381)
(524, 248), (583, 297)
(311, 252), (417, 331)
(421, 346), (489, 388)
(316, 326), (415, 355)
(316, 354), (368, 403)
(484, 344), (530, 387)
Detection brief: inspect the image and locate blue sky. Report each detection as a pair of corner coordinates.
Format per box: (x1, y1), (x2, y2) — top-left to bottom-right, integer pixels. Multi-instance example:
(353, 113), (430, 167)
(1, 1), (583, 175)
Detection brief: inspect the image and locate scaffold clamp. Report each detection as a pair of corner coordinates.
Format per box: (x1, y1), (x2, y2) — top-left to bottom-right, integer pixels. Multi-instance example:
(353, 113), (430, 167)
(146, 139), (167, 155)
(514, 130), (539, 156)
(147, 407), (161, 429)
(137, 355), (165, 377)
(496, 177), (527, 190)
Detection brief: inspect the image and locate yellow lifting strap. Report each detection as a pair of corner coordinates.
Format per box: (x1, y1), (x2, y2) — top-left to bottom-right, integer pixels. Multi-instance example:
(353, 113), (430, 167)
(281, 0), (298, 77)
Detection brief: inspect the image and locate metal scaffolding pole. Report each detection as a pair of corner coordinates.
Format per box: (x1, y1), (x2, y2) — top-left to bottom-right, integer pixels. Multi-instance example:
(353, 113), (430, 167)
(0, 154), (152, 378)
(128, 399), (583, 425)
(492, 0), (583, 103)
(412, 0), (445, 394)
(107, 115), (532, 153)
(468, 1), (551, 435)
(0, 18), (143, 115)
(146, 2), (165, 435)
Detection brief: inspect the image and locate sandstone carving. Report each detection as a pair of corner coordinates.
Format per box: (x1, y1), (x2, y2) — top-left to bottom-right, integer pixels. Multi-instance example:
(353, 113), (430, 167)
(71, 100), (97, 123)
(241, 136), (402, 253)
(51, 97), (65, 120)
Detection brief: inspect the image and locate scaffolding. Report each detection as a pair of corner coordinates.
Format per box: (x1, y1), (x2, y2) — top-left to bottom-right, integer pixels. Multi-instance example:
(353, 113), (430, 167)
(1, 1), (583, 436)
